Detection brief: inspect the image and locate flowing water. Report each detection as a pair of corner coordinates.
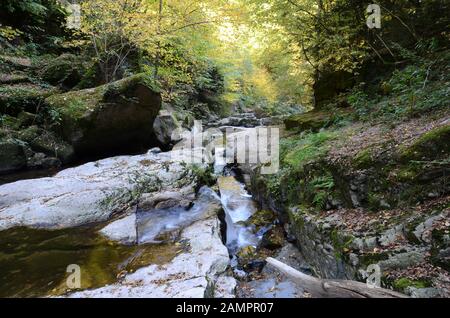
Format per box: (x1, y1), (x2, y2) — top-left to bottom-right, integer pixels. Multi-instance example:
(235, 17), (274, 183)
(218, 176), (260, 256)
(136, 187), (221, 244)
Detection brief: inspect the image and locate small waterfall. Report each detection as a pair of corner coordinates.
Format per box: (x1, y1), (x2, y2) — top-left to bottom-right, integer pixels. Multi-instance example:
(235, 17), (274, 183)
(137, 187), (221, 244)
(217, 176), (260, 256)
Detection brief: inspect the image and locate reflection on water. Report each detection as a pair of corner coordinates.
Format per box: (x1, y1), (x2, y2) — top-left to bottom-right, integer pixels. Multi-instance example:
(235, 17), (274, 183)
(0, 225), (180, 298)
(0, 168), (59, 186)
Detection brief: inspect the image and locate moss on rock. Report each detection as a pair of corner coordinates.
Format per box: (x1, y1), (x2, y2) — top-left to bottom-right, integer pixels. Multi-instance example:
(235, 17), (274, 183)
(40, 54), (85, 89)
(18, 126), (74, 163)
(393, 277), (430, 292)
(246, 209), (277, 231)
(399, 124), (450, 162)
(46, 73), (162, 157)
(0, 84), (58, 115)
(353, 148), (374, 169)
(284, 111), (332, 131)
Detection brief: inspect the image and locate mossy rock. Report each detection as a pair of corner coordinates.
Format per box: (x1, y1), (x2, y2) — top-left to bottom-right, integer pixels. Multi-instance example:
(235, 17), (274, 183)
(0, 84), (58, 115)
(0, 73), (30, 85)
(236, 245), (258, 266)
(359, 252), (390, 267)
(246, 209), (277, 231)
(0, 138), (27, 174)
(261, 226), (285, 250)
(46, 73), (161, 157)
(40, 54), (85, 89)
(353, 148), (374, 169)
(399, 124), (450, 162)
(17, 111), (37, 127)
(0, 55), (32, 71)
(284, 111), (332, 131)
(18, 126), (74, 163)
(0, 115), (21, 131)
(153, 111), (180, 147)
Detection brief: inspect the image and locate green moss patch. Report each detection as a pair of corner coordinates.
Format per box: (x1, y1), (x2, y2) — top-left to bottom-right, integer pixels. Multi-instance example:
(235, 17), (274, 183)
(353, 148), (374, 169)
(284, 111), (332, 131)
(0, 84), (58, 115)
(399, 125), (450, 162)
(393, 277), (430, 291)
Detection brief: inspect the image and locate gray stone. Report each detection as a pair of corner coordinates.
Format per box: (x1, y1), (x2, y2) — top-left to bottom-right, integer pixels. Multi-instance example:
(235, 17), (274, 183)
(27, 152), (61, 169)
(379, 225), (404, 247)
(0, 148), (200, 231)
(413, 214), (443, 243)
(379, 200), (391, 209)
(67, 203), (230, 298)
(153, 110), (181, 146)
(0, 139), (27, 174)
(138, 188), (195, 211)
(378, 251), (425, 270)
(99, 213), (137, 245)
(351, 236), (377, 251)
(406, 287), (441, 298)
(214, 276), (237, 298)
(349, 253), (359, 266)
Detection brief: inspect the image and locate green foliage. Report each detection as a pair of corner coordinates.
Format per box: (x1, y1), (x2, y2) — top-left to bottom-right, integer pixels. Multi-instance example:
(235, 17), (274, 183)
(0, 0), (68, 50)
(348, 50), (450, 123)
(187, 164), (217, 188)
(0, 26), (23, 41)
(310, 175), (334, 209)
(283, 131), (335, 169)
(393, 278), (429, 291)
(387, 65), (427, 94)
(261, 130), (336, 207)
(2, 0), (48, 18)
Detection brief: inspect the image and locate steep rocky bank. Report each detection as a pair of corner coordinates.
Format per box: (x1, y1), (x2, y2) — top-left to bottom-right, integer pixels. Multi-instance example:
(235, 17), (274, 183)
(243, 107), (450, 298)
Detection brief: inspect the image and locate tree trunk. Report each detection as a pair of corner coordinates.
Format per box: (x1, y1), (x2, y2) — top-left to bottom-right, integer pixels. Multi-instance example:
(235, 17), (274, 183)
(266, 257), (408, 298)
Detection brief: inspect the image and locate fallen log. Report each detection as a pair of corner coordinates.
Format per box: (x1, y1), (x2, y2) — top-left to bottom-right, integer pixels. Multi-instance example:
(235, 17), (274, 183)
(266, 257), (408, 298)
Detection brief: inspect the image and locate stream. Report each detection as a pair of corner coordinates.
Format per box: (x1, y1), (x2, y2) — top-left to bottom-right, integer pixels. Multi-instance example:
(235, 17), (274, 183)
(0, 120), (306, 298)
(0, 175), (267, 298)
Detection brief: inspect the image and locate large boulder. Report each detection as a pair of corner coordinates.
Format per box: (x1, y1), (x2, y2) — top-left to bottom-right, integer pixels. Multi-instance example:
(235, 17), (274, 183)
(0, 148), (201, 231)
(46, 74), (161, 157)
(153, 110), (181, 147)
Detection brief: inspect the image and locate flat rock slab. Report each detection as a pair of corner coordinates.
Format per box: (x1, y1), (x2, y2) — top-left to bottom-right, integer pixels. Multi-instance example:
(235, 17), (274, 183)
(0, 149), (192, 231)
